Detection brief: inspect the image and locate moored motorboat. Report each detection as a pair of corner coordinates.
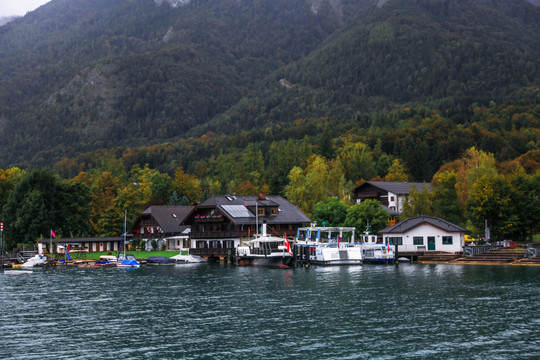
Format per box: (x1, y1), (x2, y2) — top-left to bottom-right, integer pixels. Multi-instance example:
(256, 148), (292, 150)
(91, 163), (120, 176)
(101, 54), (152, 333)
(171, 250), (207, 264)
(21, 254), (47, 268)
(295, 226), (362, 265)
(146, 256), (176, 266)
(116, 211), (141, 268)
(236, 223), (293, 268)
(117, 253), (140, 268)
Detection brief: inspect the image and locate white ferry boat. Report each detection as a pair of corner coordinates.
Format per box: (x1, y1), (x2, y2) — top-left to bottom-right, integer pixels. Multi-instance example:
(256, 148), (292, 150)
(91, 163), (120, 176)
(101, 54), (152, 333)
(295, 226), (362, 265)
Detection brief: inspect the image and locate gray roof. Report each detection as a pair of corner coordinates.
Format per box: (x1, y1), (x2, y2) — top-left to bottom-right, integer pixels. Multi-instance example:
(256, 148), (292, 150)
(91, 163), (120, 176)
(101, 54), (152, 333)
(140, 205), (194, 233)
(379, 216), (468, 234)
(195, 195), (310, 225)
(355, 181), (431, 195)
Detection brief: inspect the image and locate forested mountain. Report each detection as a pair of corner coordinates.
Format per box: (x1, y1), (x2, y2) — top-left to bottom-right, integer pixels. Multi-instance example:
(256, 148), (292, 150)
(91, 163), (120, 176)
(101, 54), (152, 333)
(0, 0), (539, 169)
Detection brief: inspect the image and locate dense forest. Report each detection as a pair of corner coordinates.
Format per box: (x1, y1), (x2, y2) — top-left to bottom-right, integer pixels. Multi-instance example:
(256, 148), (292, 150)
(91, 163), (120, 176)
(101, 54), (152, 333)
(0, 0), (539, 247)
(0, 0), (538, 167)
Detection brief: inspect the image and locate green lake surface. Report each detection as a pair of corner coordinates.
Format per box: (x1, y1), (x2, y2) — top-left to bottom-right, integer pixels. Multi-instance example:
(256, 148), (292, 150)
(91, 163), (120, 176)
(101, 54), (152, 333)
(1, 263), (539, 359)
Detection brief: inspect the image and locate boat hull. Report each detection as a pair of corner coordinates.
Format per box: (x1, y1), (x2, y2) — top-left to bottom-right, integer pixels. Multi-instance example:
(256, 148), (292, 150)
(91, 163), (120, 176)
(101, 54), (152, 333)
(238, 255), (292, 268)
(117, 260), (140, 267)
(306, 246), (363, 266)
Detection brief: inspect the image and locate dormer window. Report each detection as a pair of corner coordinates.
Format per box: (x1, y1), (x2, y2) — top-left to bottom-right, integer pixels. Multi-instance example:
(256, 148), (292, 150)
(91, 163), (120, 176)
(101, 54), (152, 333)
(257, 208), (265, 216)
(271, 208), (278, 215)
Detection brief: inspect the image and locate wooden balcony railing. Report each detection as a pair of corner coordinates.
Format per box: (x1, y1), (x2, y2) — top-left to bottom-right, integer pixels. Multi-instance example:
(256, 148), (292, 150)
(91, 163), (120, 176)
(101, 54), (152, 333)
(190, 231), (239, 239)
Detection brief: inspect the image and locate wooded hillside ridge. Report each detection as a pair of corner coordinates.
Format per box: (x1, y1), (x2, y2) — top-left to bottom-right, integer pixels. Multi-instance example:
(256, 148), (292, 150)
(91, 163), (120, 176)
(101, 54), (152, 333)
(0, 0), (538, 168)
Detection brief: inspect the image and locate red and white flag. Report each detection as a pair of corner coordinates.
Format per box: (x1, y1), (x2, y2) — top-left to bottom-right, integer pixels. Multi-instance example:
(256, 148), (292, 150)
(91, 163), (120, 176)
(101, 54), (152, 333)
(50, 229), (56, 238)
(284, 236), (292, 255)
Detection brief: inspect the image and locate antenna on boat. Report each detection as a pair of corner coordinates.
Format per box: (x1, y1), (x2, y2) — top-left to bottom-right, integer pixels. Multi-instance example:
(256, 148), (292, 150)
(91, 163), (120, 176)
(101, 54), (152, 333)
(117, 210), (127, 260)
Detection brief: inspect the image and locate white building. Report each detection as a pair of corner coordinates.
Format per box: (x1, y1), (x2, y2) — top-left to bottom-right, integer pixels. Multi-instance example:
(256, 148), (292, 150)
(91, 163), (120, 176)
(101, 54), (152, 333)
(379, 216), (467, 253)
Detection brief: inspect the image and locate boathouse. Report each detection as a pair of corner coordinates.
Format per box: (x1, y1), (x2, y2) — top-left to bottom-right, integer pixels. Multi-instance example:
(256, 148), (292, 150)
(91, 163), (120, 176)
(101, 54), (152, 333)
(131, 205), (194, 251)
(353, 181), (431, 224)
(183, 194), (310, 261)
(379, 215), (466, 254)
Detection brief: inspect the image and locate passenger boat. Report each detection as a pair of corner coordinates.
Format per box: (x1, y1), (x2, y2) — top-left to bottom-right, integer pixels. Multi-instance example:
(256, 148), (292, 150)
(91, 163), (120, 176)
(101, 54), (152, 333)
(295, 225), (362, 265)
(359, 231), (395, 264)
(236, 222), (293, 268)
(146, 256), (176, 266)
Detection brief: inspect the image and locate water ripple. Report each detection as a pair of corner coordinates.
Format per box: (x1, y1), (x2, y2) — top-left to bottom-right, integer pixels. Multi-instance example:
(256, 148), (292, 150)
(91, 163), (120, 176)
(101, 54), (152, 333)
(1, 264), (540, 359)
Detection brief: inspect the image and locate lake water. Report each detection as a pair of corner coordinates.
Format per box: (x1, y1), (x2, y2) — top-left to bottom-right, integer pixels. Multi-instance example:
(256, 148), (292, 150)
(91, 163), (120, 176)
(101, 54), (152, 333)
(1, 263), (539, 359)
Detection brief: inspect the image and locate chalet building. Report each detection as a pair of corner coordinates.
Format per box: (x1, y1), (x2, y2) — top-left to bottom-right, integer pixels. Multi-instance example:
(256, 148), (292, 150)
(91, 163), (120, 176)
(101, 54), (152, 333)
(354, 181), (431, 224)
(38, 237), (122, 254)
(131, 205), (194, 251)
(183, 194), (310, 261)
(379, 216), (467, 254)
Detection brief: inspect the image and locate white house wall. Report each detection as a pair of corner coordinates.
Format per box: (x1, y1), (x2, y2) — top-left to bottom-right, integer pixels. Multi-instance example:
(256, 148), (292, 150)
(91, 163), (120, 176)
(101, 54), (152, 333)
(383, 223), (464, 252)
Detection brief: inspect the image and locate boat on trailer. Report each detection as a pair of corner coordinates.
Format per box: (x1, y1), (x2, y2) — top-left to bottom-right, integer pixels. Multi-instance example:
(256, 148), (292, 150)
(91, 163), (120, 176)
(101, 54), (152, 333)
(236, 223), (293, 268)
(295, 225), (362, 265)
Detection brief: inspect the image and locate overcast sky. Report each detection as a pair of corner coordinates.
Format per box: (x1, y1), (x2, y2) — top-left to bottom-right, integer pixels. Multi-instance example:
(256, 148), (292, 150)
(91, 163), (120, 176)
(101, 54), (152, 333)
(0, 0), (51, 17)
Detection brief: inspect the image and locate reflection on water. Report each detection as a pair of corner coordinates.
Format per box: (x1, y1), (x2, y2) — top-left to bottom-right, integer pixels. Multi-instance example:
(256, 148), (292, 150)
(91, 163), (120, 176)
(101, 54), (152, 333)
(1, 264), (539, 359)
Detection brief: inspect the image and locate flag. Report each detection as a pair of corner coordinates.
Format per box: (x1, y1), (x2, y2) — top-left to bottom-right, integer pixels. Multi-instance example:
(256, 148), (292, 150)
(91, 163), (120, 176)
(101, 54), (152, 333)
(284, 236), (292, 255)
(337, 235), (340, 248)
(50, 229), (56, 238)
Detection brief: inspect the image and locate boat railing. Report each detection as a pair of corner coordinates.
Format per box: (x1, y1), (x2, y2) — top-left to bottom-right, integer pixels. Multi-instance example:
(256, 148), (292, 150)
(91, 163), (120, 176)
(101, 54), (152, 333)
(525, 246), (539, 258)
(463, 245), (501, 257)
(16, 253), (26, 263)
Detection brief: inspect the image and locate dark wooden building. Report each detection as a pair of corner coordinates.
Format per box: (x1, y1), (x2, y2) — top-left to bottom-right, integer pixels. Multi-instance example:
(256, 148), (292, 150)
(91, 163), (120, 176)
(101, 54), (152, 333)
(131, 205), (194, 250)
(183, 194), (310, 260)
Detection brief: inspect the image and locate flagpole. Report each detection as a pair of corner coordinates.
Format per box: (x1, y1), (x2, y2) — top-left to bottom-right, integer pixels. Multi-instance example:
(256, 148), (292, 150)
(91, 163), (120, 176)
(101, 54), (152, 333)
(49, 229), (53, 254)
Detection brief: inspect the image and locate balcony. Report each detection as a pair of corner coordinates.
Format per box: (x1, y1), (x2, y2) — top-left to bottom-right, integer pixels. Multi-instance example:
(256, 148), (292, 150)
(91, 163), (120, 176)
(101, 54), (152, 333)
(190, 247), (235, 256)
(190, 231), (239, 239)
(194, 215), (225, 223)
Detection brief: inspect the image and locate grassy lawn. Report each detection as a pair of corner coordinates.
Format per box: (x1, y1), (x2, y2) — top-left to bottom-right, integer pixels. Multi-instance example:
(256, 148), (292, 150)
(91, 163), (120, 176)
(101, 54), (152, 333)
(66, 250), (181, 260)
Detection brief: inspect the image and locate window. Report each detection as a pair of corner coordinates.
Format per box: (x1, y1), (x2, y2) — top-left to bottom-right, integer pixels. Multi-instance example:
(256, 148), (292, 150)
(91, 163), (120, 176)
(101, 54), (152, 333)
(258, 208), (265, 215)
(389, 237), (402, 245)
(442, 236), (453, 245)
(390, 196), (395, 202)
(271, 208), (278, 215)
(413, 236), (424, 245)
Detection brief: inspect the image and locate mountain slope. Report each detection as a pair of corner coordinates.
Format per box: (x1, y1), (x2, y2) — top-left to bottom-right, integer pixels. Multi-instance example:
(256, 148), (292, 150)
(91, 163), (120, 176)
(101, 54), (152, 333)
(194, 0), (540, 137)
(0, 0), (352, 166)
(0, 0), (538, 168)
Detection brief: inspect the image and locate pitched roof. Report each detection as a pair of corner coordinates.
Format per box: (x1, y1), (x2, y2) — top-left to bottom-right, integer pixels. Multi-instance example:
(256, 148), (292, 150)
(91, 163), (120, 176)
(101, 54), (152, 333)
(195, 195), (310, 224)
(140, 205), (194, 233)
(378, 216), (468, 234)
(355, 181), (431, 195)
